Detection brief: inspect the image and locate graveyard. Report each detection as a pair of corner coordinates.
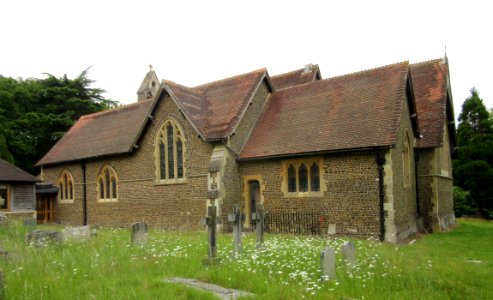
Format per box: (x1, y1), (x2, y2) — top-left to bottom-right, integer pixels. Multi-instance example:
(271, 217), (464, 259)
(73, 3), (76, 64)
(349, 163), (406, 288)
(0, 217), (492, 299)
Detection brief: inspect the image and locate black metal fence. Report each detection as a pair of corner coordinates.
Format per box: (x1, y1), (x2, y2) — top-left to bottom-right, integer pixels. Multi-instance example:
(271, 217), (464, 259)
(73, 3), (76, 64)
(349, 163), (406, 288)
(264, 210), (328, 235)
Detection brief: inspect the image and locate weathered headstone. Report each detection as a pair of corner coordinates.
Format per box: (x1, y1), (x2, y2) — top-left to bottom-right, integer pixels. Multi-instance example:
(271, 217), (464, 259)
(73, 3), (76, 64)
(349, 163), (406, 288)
(0, 214), (7, 227)
(252, 204), (265, 247)
(228, 205), (243, 255)
(131, 222), (148, 246)
(341, 241), (356, 269)
(26, 230), (63, 247)
(202, 204), (221, 266)
(23, 218), (36, 228)
(320, 246), (336, 281)
(0, 269), (5, 300)
(62, 226), (91, 241)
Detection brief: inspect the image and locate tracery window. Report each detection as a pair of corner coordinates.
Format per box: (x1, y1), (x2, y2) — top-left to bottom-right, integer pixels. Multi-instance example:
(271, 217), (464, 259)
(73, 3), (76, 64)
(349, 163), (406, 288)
(283, 158), (325, 197)
(156, 119), (186, 183)
(58, 170), (75, 202)
(97, 165), (118, 202)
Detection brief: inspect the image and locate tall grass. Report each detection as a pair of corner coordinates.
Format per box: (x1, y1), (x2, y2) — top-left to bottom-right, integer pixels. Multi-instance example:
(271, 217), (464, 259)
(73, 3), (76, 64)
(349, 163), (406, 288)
(0, 219), (491, 299)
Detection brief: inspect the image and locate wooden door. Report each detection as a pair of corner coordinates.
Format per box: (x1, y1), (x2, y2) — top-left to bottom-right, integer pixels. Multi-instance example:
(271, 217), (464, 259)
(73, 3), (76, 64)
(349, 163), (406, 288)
(36, 195), (54, 223)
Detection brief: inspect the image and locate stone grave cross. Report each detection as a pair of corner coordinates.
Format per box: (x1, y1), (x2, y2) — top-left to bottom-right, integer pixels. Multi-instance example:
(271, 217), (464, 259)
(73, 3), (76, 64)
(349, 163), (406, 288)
(228, 204), (243, 255)
(202, 204), (221, 266)
(252, 203), (265, 247)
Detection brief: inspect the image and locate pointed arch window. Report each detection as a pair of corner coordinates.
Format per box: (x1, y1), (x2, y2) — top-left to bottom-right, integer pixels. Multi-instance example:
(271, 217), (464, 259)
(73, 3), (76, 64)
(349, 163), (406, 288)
(310, 162), (320, 192)
(97, 165), (118, 202)
(156, 119), (186, 184)
(288, 164), (296, 192)
(58, 170), (75, 202)
(282, 158), (325, 197)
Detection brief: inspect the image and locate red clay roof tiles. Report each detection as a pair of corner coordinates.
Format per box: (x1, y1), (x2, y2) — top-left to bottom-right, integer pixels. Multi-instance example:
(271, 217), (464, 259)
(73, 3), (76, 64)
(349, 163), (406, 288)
(239, 62), (410, 160)
(270, 64), (321, 91)
(410, 59), (449, 148)
(37, 59), (451, 166)
(0, 159), (40, 182)
(36, 100), (154, 166)
(165, 68), (268, 140)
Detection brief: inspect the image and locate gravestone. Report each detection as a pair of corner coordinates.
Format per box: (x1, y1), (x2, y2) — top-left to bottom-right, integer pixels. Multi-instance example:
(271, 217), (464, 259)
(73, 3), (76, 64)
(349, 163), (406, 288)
(26, 230), (63, 247)
(341, 241), (356, 269)
(320, 246), (336, 281)
(252, 204), (265, 247)
(228, 205), (243, 255)
(23, 218), (36, 228)
(131, 222), (148, 246)
(0, 269), (5, 300)
(0, 214), (7, 227)
(62, 226), (91, 241)
(202, 204), (221, 266)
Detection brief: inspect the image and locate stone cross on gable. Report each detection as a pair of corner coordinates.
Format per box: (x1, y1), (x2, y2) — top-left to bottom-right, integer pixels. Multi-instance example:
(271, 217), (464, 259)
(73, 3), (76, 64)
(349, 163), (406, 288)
(148, 64), (153, 71)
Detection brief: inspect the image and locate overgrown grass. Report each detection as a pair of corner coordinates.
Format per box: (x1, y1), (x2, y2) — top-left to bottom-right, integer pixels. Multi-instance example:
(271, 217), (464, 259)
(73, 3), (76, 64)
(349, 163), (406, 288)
(1, 219), (492, 299)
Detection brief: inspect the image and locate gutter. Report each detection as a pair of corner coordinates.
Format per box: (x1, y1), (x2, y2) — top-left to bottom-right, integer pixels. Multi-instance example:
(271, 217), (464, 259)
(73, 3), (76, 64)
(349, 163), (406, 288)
(237, 145), (393, 162)
(376, 153), (386, 241)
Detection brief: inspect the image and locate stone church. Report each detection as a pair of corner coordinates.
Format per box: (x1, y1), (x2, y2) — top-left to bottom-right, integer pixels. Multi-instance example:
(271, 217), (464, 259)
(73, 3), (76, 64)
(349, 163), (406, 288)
(36, 57), (456, 242)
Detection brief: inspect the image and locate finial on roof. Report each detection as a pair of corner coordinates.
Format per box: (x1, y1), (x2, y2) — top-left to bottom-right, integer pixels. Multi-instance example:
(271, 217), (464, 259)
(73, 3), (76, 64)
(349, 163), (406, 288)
(148, 64), (153, 71)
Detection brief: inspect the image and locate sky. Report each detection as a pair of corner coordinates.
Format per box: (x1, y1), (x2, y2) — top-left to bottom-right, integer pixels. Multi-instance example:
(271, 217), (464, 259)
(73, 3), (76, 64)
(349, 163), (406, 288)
(1, 0), (492, 120)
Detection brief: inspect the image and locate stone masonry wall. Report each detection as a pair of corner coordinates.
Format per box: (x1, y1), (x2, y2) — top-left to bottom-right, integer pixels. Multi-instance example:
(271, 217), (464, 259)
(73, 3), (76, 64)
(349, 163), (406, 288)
(416, 121), (454, 232)
(42, 94), (213, 229)
(41, 163), (84, 226)
(385, 94), (418, 242)
(221, 81), (270, 231)
(239, 152), (381, 239)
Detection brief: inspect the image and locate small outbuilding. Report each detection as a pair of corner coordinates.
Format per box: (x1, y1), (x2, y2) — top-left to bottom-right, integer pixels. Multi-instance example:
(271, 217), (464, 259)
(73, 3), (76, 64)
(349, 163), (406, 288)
(0, 159), (39, 222)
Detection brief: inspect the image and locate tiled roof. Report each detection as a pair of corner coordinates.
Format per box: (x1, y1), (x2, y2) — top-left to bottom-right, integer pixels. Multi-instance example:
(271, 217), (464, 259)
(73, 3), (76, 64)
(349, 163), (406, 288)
(165, 69), (269, 140)
(0, 159), (40, 182)
(239, 62), (410, 160)
(36, 100), (154, 166)
(271, 64), (321, 91)
(410, 59), (449, 148)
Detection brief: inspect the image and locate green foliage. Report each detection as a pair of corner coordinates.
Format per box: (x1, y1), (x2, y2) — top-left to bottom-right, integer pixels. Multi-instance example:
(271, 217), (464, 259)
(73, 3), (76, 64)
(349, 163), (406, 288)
(1, 220), (493, 299)
(0, 70), (118, 174)
(453, 186), (475, 216)
(453, 88), (493, 218)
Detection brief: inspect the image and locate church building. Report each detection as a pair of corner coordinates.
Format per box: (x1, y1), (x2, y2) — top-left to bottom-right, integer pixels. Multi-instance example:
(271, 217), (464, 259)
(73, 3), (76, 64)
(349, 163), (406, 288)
(36, 58), (456, 242)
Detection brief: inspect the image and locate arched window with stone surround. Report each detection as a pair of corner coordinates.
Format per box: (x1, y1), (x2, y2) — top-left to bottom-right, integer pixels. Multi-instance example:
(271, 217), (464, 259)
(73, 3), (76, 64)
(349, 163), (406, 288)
(402, 131), (411, 188)
(97, 165), (118, 202)
(156, 118), (186, 183)
(57, 170), (75, 202)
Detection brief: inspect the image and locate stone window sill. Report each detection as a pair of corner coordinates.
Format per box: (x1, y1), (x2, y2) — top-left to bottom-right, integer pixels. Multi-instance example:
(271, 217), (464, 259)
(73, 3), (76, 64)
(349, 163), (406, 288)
(284, 191), (324, 198)
(155, 178), (188, 185)
(98, 199), (118, 203)
(59, 200), (74, 204)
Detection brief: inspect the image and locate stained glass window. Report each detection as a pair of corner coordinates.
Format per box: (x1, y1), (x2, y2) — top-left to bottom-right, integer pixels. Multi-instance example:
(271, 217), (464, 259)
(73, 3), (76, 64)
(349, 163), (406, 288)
(311, 163), (320, 192)
(156, 120), (186, 182)
(299, 164), (308, 192)
(288, 164), (296, 192)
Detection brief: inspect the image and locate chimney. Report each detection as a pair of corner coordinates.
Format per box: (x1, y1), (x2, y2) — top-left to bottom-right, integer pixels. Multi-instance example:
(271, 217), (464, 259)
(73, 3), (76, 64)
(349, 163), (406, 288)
(302, 63), (314, 74)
